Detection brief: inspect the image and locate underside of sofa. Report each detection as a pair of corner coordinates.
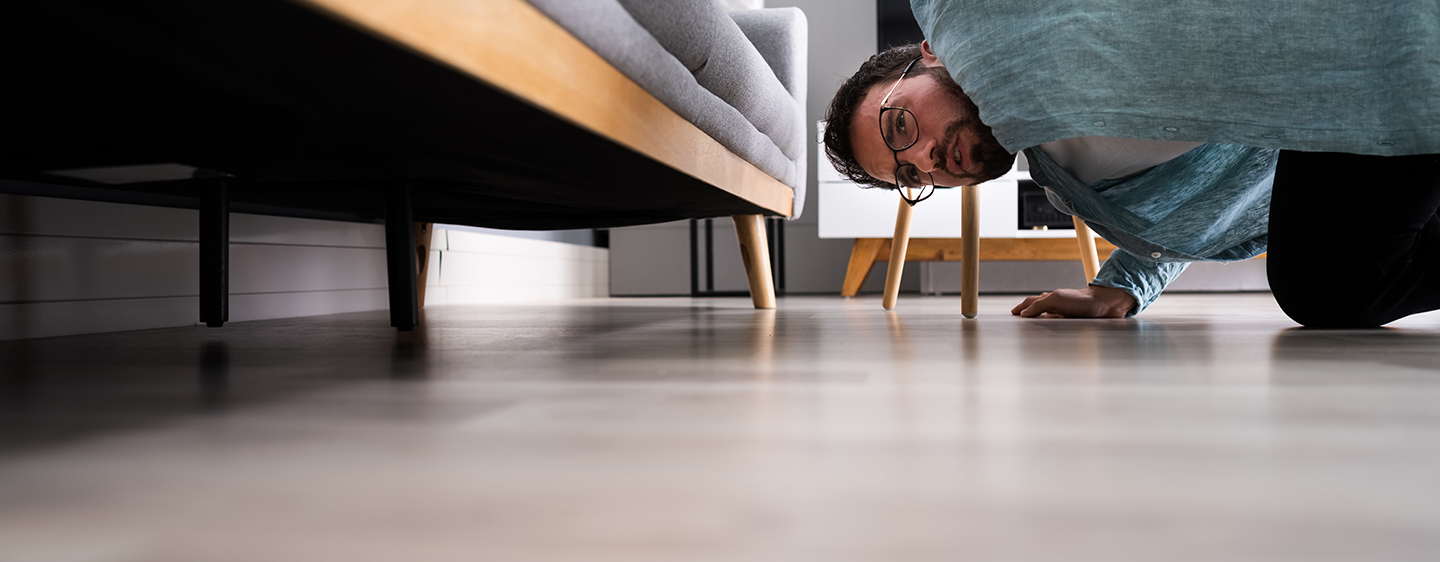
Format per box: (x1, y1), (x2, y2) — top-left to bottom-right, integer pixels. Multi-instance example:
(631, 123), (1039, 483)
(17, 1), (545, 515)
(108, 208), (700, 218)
(1, 0), (801, 332)
(0, 0), (802, 229)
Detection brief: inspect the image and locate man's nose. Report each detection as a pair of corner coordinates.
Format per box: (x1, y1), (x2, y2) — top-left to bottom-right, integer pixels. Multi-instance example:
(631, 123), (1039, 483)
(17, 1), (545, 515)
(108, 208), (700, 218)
(907, 137), (940, 173)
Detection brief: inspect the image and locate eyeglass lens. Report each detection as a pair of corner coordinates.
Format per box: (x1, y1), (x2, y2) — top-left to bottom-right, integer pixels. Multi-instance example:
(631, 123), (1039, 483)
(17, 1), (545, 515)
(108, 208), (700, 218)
(881, 107), (932, 191)
(881, 108), (918, 151)
(895, 164), (932, 189)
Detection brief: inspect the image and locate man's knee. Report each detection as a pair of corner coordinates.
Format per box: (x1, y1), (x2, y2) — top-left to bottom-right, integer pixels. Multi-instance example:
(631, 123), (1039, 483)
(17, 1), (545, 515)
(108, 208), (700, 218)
(1272, 295), (1384, 328)
(1268, 256), (1385, 328)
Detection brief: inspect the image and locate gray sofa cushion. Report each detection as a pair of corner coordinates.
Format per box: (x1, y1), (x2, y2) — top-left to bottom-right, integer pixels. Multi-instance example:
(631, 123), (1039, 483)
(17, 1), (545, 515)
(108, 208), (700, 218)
(729, 8), (807, 213)
(730, 8), (807, 103)
(522, 0), (806, 218)
(614, 0), (803, 164)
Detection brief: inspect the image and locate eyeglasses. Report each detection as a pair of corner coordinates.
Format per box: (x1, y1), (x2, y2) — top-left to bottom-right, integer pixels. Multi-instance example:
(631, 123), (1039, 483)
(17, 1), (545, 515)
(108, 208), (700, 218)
(878, 56), (935, 206)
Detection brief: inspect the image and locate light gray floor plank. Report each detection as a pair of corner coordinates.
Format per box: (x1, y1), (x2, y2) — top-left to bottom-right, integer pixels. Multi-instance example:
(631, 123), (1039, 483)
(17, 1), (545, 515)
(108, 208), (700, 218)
(2, 294), (1439, 562)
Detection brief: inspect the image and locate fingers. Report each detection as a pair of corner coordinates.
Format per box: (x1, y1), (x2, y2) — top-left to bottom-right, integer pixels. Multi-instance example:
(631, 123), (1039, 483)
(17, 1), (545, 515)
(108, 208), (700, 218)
(1016, 291), (1076, 318)
(1011, 292), (1051, 316)
(1018, 299), (1055, 318)
(1011, 287), (1132, 319)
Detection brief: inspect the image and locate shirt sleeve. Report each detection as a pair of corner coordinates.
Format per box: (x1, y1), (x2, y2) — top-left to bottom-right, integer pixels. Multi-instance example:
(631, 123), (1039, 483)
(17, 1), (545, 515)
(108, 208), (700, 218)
(1089, 248), (1189, 316)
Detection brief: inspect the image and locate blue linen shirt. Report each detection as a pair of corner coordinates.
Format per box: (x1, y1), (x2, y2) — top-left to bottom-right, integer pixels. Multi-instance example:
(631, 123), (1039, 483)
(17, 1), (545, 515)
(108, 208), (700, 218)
(910, 0), (1440, 313)
(910, 0), (1440, 155)
(1026, 144), (1276, 313)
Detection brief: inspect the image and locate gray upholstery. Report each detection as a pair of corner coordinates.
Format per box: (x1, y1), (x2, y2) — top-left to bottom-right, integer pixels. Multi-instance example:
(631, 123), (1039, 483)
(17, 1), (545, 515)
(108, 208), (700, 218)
(730, 8), (807, 103)
(729, 7), (808, 209)
(615, 0), (802, 163)
(522, 0), (807, 219)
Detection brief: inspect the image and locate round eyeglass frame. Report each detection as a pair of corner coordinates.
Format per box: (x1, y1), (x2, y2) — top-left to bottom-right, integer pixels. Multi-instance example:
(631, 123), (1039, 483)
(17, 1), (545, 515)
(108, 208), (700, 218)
(878, 56), (935, 206)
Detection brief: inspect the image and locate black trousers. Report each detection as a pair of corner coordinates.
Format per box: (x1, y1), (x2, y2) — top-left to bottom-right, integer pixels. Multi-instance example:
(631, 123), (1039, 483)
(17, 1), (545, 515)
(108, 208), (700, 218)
(1267, 151), (1440, 327)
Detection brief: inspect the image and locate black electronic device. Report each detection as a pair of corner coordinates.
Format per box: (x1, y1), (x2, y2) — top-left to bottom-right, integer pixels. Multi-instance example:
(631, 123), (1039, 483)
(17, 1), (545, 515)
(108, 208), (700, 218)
(877, 0), (925, 52)
(1017, 180), (1075, 230)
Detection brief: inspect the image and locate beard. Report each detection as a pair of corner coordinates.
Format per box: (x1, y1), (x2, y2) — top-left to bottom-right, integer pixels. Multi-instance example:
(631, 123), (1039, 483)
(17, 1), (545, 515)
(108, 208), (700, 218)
(921, 68), (1015, 184)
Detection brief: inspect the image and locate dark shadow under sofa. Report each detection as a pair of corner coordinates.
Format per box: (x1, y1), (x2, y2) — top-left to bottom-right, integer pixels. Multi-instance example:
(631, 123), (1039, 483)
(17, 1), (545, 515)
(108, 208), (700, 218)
(0, 0), (807, 330)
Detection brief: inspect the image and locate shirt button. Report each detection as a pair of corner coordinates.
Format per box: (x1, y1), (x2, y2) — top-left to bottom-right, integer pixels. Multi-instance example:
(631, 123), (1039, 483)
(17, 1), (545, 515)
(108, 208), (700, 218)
(1378, 140), (1396, 146)
(1150, 251), (1162, 258)
(1093, 121), (1106, 127)
(1163, 127), (1179, 132)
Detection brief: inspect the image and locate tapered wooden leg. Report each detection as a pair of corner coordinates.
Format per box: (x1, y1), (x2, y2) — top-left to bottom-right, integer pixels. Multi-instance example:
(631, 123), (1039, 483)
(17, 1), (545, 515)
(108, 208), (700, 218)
(199, 179), (228, 328)
(1073, 216), (1101, 283)
(385, 185), (419, 331)
(882, 195), (915, 310)
(732, 215), (776, 309)
(961, 184), (980, 318)
(414, 222), (434, 308)
(841, 238), (885, 297)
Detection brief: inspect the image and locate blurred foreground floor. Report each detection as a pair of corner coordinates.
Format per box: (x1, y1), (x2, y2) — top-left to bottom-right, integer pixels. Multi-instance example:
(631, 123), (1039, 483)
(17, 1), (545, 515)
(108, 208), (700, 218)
(3, 294), (1440, 562)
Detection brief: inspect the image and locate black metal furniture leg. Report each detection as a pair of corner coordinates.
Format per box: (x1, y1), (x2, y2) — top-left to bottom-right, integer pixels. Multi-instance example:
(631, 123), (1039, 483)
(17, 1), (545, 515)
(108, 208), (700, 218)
(199, 178), (229, 328)
(385, 183), (419, 331)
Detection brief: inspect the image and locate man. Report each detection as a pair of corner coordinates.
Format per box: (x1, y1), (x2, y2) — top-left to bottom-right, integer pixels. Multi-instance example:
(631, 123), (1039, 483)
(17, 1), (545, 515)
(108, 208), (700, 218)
(822, 0), (1440, 327)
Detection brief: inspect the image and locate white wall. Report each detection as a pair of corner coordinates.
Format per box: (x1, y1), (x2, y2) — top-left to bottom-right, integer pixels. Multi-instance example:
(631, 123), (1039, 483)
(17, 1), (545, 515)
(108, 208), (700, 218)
(1, 194), (609, 340)
(426, 227), (608, 304)
(0, 193), (389, 341)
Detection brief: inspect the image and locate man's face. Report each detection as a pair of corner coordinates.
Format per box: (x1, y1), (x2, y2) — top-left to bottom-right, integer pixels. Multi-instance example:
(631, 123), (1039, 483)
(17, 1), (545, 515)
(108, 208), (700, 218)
(851, 47), (1015, 188)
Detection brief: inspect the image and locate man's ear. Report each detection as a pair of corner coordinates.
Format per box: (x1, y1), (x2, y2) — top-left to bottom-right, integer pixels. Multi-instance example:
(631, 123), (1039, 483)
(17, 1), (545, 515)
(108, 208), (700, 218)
(920, 40), (940, 66)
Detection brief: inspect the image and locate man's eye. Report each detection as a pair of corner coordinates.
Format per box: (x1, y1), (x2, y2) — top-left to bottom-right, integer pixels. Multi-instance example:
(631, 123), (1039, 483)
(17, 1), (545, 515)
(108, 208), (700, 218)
(895, 112), (909, 135)
(899, 166), (919, 185)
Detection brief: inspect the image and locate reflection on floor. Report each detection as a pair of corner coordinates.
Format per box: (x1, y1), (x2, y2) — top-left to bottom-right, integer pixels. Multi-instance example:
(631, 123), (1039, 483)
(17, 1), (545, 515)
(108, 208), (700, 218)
(3, 294), (1440, 561)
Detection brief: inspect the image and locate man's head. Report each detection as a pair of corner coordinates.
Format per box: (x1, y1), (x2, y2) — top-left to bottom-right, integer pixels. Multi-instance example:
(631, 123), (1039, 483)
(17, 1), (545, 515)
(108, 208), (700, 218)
(823, 41), (1015, 191)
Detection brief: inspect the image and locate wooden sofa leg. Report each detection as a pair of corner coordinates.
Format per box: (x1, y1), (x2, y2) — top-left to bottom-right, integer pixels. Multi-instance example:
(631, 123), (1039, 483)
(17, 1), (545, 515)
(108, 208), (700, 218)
(385, 184), (419, 331)
(732, 215), (776, 309)
(199, 178), (229, 328)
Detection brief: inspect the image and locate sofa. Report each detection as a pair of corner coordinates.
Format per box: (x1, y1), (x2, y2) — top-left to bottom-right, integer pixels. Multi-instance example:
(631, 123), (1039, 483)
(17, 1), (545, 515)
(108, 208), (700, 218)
(0, 0), (807, 330)
(527, 0), (809, 214)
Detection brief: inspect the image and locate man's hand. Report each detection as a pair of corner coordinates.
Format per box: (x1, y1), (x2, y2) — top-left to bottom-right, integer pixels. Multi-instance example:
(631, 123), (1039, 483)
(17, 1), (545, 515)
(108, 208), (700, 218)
(1010, 286), (1137, 318)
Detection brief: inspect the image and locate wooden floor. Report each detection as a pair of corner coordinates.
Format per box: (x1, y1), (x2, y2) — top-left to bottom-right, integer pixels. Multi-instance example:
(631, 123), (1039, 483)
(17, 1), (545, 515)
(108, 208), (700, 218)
(3, 294), (1440, 561)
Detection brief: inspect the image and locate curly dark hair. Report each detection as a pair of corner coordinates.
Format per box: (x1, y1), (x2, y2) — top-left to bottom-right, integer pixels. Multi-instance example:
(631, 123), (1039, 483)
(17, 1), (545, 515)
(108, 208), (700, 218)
(822, 43), (924, 190)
